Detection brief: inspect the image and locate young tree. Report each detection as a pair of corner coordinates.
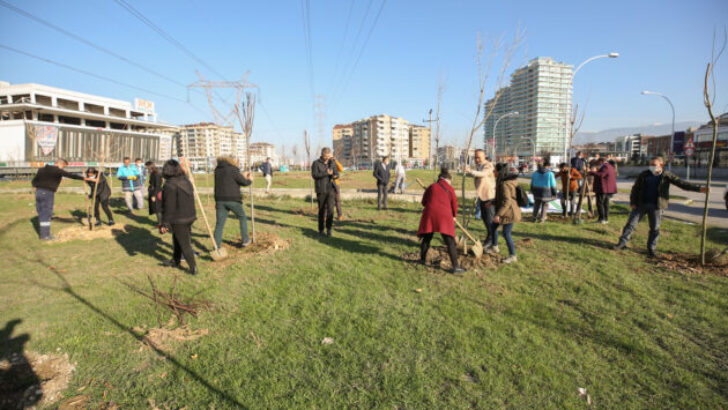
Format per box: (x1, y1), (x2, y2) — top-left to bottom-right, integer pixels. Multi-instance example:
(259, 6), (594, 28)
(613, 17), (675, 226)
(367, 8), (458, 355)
(235, 92), (257, 243)
(700, 27), (726, 265)
(460, 28), (525, 226)
(303, 130), (314, 208)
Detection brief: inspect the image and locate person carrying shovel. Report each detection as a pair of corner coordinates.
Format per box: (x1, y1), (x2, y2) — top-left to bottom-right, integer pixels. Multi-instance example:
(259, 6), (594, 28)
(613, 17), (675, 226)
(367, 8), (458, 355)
(213, 156), (254, 248)
(416, 167), (465, 274)
(159, 160), (198, 275)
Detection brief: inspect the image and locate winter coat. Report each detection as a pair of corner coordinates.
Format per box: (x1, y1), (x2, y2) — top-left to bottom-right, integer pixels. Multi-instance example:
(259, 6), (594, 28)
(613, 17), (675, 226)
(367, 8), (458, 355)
(417, 178), (458, 238)
(495, 171), (521, 225)
(31, 165), (84, 192)
(373, 162), (390, 185)
(530, 167), (557, 200)
(556, 168), (582, 193)
(147, 170), (163, 214)
(116, 165), (141, 192)
(469, 161), (496, 201)
(570, 156), (587, 172)
(260, 162), (273, 177)
(590, 162), (617, 194)
(333, 160), (344, 186)
(630, 170), (702, 210)
(161, 175), (196, 228)
(214, 159), (251, 202)
(85, 174), (111, 201)
(311, 158), (339, 194)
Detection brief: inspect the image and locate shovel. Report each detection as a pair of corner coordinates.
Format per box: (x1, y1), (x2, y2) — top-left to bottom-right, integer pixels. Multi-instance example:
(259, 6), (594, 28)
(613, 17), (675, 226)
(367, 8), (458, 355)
(182, 159), (228, 262)
(453, 218), (484, 259)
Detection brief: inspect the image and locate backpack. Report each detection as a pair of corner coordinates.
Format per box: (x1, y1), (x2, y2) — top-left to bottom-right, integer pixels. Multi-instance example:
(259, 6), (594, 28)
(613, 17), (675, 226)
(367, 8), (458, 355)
(515, 185), (529, 207)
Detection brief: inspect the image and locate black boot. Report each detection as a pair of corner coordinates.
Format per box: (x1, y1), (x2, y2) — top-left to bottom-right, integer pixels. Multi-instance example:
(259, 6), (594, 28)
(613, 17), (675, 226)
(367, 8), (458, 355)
(163, 259), (180, 268)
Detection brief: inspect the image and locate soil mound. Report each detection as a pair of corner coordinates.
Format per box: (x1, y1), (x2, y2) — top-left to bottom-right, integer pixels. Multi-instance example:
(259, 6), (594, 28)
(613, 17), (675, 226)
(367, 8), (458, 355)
(53, 225), (127, 243)
(655, 250), (728, 276)
(0, 351), (76, 408)
(402, 246), (500, 271)
(133, 318), (209, 352)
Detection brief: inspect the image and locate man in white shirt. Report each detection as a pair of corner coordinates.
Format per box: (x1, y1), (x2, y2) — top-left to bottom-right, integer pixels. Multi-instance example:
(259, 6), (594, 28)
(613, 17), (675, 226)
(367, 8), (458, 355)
(393, 161), (406, 194)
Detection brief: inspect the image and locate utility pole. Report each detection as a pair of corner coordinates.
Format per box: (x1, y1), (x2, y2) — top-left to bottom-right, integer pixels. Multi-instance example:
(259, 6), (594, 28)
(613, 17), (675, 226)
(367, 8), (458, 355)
(423, 109), (438, 170)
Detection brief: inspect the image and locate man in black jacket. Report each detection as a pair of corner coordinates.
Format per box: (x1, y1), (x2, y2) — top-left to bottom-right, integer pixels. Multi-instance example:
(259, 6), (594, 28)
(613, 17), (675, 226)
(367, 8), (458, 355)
(311, 147), (339, 236)
(213, 156), (254, 248)
(31, 159), (89, 240)
(373, 156), (390, 210)
(614, 156), (706, 257)
(160, 160), (198, 274)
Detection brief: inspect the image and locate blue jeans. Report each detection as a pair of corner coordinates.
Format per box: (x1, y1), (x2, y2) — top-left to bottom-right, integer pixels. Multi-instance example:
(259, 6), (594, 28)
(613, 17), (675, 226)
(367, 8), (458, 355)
(214, 201), (249, 247)
(618, 204), (662, 253)
(491, 223), (515, 256)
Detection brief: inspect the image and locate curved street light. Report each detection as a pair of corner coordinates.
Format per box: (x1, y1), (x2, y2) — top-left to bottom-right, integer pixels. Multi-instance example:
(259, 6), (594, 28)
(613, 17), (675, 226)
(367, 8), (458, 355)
(641, 90), (676, 171)
(566, 52), (619, 160)
(492, 111), (519, 159)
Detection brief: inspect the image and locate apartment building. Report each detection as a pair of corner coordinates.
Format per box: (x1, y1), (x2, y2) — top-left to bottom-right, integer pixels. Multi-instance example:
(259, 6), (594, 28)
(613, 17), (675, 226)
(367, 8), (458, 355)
(332, 123), (354, 163)
(408, 124), (431, 165)
(0, 81), (176, 169)
(177, 122), (246, 170)
(484, 57), (573, 160)
(332, 114), (410, 168)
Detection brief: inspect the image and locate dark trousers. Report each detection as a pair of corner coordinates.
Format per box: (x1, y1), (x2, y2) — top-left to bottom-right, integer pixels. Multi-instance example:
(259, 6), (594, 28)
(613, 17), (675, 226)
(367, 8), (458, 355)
(35, 188), (54, 239)
(596, 193), (613, 221)
(532, 198), (549, 221)
(317, 190), (335, 232)
(93, 197), (113, 221)
(491, 223), (516, 256)
(618, 204), (662, 253)
(561, 192), (577, 216)
(214, 201), (248, 247)
(420, 232), (459, 268)
(377, 183), (388, 209)
(479, 199), (496, 244)
(172, 222), (196, 269)
(333, 184), (342, 218)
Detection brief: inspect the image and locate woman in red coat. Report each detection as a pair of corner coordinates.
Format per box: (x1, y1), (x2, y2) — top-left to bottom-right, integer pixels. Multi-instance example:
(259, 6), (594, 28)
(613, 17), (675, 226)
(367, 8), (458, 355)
(417, 168), (464, 274)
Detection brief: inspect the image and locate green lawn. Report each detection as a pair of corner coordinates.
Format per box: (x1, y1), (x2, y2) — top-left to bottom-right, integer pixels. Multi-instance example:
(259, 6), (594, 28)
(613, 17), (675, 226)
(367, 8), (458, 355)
(0, 191), (726, 408)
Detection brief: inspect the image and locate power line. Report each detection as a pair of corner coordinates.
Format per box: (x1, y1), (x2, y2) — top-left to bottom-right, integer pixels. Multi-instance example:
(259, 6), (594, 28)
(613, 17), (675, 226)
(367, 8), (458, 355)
(112, 0), (228, 81)
(0, 44), (191, 103)
(0, 0), (189, 88)
(331, 0), (387, 105)
(328, 0), (373, 98)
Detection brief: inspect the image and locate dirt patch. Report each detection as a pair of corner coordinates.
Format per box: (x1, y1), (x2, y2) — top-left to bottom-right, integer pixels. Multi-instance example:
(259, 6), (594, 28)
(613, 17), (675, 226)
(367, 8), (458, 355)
(293, 207), (318, 216)
(133, 318), (209, 352)
(227, 232), (291, 257)
(0, 351), (76, 408)
(53, 225), (127, 243)
(655, 249), (728, 276)
(401, 246), (500, 271)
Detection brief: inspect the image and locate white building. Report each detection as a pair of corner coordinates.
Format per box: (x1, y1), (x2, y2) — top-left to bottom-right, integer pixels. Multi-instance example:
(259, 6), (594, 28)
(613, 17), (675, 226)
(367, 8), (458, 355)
(249, 142), (277, 166)
(484, 57), (573, 160)
(613, 134), (643, 160)
(177, 122), (246, 170)
(335, 114), (410, 168)
(0, 81), (176, 168)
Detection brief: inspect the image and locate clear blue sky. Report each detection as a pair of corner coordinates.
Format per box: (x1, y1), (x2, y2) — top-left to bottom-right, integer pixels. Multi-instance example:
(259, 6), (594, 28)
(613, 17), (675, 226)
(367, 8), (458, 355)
(1, 0), (727, 151)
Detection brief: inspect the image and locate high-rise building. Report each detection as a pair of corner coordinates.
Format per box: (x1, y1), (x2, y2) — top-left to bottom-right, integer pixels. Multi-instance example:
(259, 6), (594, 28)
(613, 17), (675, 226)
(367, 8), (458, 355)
(332, 114), (410, 168)
(484, 57), (573, 160)
(408, 124), (431, 165)
(177, 122), (246, 170)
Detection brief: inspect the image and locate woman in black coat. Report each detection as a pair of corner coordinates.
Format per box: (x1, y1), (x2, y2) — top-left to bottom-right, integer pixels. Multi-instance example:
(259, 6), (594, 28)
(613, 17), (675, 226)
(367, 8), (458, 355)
(85, 167), (114, 226)
(145, 161), (163, 224)
(160, 160), (198, 275)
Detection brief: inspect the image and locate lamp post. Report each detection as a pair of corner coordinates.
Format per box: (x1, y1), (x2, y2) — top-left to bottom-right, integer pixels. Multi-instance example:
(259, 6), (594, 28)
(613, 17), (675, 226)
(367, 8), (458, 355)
(492, 111), (519, 160)
(641, 90), (676, 171)
(566, 53), (619, 161)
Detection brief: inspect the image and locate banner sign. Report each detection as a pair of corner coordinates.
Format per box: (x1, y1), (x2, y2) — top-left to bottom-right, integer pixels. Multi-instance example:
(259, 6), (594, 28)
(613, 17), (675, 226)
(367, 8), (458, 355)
(134, 98), (155, 114)
(34, 124), (59, 155)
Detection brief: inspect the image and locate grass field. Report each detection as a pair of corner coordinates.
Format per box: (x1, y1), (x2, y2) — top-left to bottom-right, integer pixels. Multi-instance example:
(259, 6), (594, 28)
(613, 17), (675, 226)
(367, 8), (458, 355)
(1, 190), (727, 408)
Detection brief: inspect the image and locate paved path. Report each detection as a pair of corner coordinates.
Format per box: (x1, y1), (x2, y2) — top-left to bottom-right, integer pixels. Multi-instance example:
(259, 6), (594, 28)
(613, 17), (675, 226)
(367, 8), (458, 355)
(3, 179), (726, 228)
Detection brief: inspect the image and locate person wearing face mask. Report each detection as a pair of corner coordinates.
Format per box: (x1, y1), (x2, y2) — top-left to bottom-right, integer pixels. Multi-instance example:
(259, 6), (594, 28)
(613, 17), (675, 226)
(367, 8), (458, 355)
(614, 156), (706, 258)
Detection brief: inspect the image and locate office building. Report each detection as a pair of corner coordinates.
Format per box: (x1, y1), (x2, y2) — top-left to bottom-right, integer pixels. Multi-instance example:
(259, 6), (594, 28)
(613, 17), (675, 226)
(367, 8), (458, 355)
(177, 122), (246, 170)
(0, 81), (175, 168)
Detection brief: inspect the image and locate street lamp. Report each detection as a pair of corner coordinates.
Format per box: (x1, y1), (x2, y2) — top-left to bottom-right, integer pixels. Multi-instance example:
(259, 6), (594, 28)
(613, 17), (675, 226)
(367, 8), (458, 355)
(641, 90), (676, 171)
(492, 111), (519, 160)
(566, 52), (620, 160)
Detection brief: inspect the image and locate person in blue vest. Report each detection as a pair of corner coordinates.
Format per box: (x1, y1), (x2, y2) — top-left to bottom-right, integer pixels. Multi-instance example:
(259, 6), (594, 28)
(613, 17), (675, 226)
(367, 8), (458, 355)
(117, 157), (144, 212)
(530, 160), (557, 222)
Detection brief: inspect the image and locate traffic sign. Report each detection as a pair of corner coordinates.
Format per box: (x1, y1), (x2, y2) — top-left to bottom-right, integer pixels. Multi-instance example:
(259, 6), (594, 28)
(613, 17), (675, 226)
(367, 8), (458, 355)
(685, 147), (694, 157)
(684, 137), (695, 157)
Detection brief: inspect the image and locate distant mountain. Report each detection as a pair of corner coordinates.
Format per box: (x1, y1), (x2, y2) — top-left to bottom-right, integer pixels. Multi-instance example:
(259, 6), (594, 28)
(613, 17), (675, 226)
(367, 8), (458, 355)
(574, 121), (701, 144)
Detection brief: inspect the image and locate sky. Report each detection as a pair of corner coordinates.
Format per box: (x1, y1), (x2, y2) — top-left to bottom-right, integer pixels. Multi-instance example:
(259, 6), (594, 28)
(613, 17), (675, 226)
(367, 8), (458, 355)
(1, 0), (727, 152)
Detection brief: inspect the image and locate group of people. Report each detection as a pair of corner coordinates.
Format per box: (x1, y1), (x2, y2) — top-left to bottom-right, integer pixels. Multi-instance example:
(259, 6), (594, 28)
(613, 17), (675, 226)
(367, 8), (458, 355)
(31, 146), (709, 276)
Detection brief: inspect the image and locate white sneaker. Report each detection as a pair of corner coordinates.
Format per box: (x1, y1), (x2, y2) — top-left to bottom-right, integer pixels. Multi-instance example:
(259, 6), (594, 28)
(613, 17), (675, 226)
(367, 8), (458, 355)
(486, 245), (499, 254)
(502, 255), (518, 264)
